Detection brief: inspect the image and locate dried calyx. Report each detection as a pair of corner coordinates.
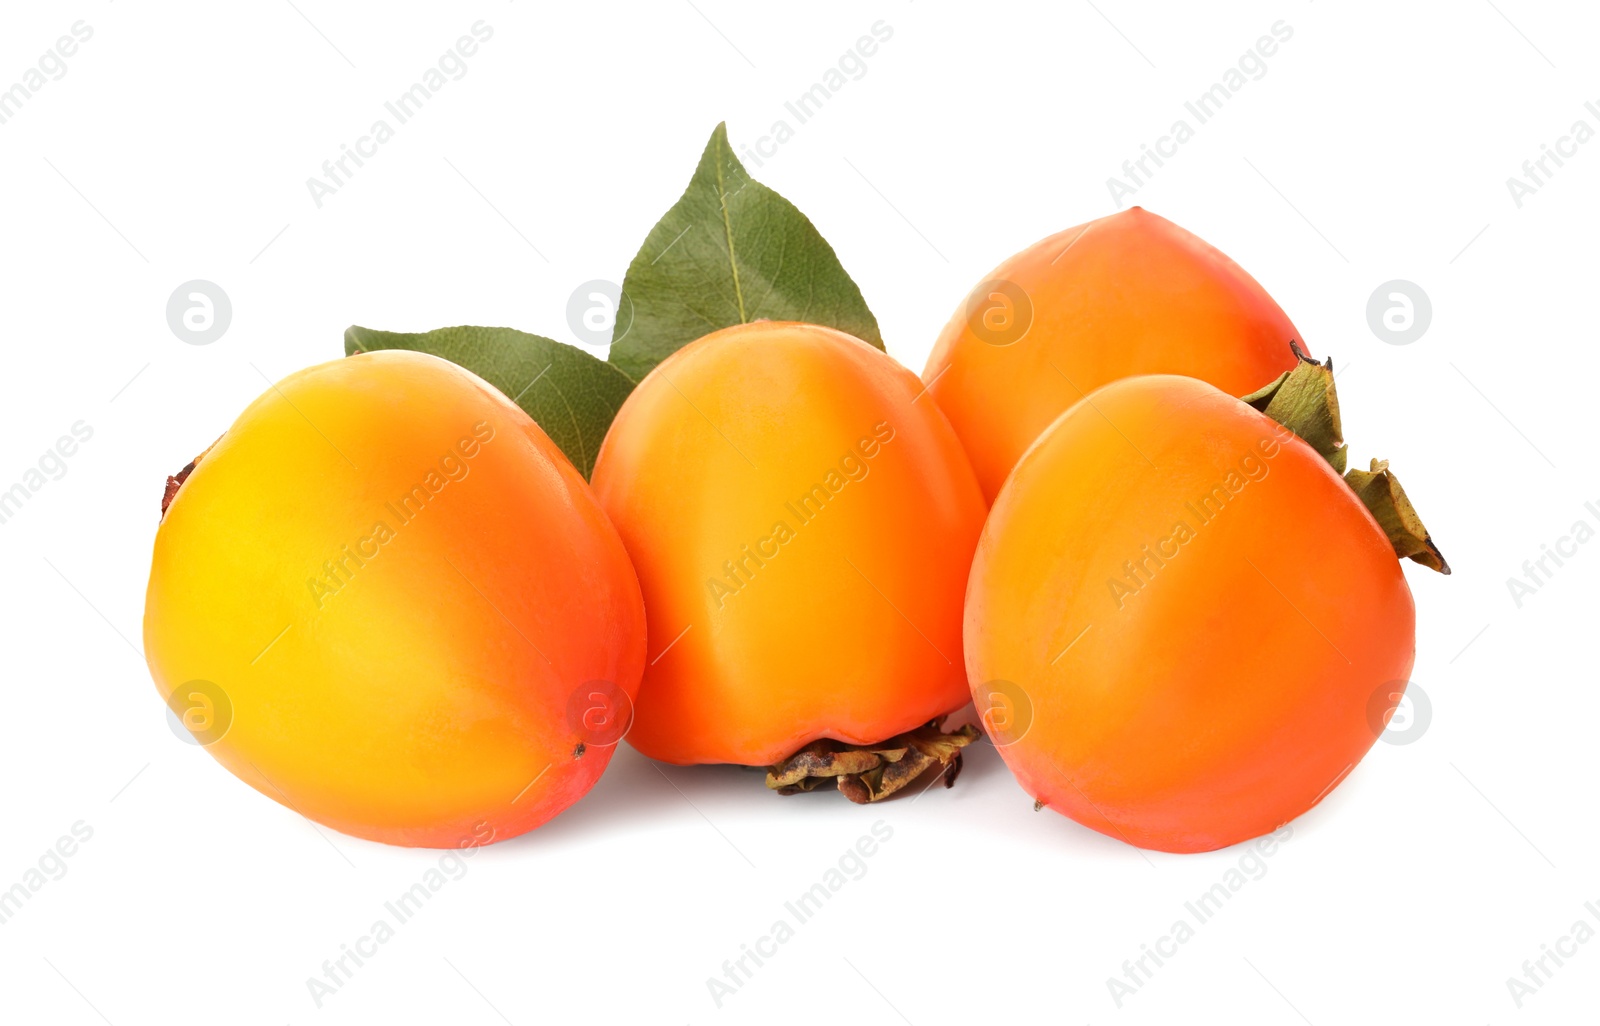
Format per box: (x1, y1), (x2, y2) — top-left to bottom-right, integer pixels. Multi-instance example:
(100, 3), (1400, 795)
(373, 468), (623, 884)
(160, 460), (198, 518)
(767, 718), (980, 803)
(1242, 341), (1449, 574)
(159, 436), (222, 522)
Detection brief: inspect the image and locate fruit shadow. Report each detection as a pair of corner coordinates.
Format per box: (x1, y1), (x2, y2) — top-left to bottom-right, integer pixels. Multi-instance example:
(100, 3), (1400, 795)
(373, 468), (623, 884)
(501, 717), (1013, 851)
(496, 743), (769, 849)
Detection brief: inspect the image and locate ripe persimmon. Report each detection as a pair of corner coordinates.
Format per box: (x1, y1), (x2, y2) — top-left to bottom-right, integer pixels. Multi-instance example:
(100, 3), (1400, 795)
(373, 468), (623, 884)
(591, 322), (987, 798)
(924, 206), (1303, 502)
(144, 350), (646, 847)
(965, 351), (1446, 852)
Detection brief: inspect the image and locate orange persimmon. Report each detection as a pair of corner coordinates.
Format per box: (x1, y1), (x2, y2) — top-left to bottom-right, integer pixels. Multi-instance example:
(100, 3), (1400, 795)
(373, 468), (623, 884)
(144, 351), (646, 847)
(965, 361), (1444, 853)
(591, 321), (986, 772)
(924, 206), (1303, 503)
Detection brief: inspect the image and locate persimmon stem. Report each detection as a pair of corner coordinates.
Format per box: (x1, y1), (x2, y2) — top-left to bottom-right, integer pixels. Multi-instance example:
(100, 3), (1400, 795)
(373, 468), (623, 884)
(1344, 459), (1451, 573)
(1241, 341), (1348, 473)
(1242, 341), (1449, 574)
(766, 719), (979, 803)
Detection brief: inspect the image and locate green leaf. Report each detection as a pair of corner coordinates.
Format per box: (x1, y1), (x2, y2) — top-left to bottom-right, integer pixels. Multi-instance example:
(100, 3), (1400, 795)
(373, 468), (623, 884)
(607, 122), (883, 382)
(345, 324), (634, 480)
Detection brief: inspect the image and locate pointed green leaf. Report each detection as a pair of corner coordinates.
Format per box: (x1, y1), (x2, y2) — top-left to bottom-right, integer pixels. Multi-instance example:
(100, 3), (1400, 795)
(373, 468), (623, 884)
(345, 324), (634, 479)
(607, 122), (883, 382)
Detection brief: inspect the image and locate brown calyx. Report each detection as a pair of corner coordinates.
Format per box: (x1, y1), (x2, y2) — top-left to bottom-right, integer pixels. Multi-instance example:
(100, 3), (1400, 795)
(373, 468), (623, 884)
(1243, 341), (1449, 574)
(766, 718), (980, 803)
(160, 462), (196, 519)
(159, 435), (223, 522)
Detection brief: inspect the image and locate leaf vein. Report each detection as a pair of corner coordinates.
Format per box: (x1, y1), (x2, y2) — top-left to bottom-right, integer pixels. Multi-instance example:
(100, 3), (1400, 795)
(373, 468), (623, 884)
(712, 131), (748, 323)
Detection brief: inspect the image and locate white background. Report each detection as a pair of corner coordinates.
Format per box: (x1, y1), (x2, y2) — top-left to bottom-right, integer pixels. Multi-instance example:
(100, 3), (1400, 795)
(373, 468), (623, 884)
(1, 1), (1596, 1022)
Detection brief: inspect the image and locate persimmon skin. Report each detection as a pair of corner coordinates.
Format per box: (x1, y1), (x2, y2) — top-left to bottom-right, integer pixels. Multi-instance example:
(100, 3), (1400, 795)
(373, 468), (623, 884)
(924, 206), (1303, 503)
(591, 322), (986, 766)
(144, 350), (646, 848)
(966, 374), (1415, 853)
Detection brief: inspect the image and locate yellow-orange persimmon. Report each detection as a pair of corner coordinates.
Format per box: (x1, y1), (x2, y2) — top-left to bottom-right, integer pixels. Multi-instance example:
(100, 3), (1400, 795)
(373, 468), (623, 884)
(591, 322), (986, 767)
(144, 350), (645, 847)
(924, 206), (1303, 502)
(966, 373), (1418, 853)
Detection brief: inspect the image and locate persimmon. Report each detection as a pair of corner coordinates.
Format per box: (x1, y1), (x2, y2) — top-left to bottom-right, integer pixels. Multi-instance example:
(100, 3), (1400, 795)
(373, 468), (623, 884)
(924, 206), (1303, 502)
(591, 321), (987, 798)
(965, 348), (1447, 852)
(143, 350), (646, 847)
